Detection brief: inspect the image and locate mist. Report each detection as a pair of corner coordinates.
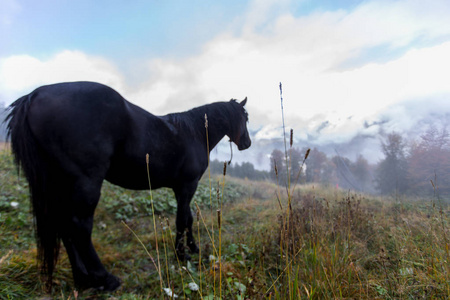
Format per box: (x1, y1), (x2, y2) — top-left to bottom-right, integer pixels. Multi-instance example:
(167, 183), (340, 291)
(209, 94), (450, 173)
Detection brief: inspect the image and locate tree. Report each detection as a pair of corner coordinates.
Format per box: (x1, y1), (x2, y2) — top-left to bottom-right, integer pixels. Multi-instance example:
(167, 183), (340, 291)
(240, 162), (256, 179)
(303, 147), (327, 183)
(352, 155), (373, 192)
(408, 125), (450, 195)
(270, 149), (286, 183)
(332, 155), (359, 190)
(288, 147), (305, 184)
(320, 158), (338, 186)
(376, 132), (409, 195)
(208, 159), (270, 181)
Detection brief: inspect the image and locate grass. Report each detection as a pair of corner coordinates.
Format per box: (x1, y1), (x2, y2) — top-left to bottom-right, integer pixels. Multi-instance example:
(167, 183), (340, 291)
(0, 142), (8, 152)
(1, 147), (449, 299)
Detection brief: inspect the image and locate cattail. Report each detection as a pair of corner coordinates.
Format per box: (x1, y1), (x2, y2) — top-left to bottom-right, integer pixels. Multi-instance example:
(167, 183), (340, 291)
(290, 129), (293, 147)
(204, 114), (208, 128)
(159, 216), (164, 231)
(276, 194), (283, 210)
(274, 160), (278, 176)
(146, 153), (149, 164)
(304, 148), (310, 160)
(196, 205), (200, 222)
(223, 162), (227, 176)
(217, 209), (221, 229)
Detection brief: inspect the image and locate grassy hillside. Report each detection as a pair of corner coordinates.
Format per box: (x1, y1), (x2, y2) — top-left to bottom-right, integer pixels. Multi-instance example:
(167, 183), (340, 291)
(0, 149), (449, 299)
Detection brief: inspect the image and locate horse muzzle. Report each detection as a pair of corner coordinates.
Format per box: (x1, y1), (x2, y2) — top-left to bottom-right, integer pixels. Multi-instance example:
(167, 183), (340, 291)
(237, 138), (251, 150)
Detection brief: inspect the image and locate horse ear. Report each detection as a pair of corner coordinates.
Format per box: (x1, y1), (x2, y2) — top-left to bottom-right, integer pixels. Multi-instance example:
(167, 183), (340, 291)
(240, 97), (247, 106)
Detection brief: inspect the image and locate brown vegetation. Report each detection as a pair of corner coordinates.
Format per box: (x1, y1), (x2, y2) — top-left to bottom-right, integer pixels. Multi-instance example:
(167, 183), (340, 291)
(0, 142), (9, 152)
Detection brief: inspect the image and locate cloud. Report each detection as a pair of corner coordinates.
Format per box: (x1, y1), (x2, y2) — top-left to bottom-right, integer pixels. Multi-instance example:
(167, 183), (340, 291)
(1, 0), (450, 169)
(122, 0), (450, 132)
(0, 50), (125, 102)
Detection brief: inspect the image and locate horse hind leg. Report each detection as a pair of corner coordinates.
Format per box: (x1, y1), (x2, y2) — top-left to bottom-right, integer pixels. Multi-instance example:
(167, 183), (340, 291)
(174, 183), (200, 260)
(61, 176), (120, 291)
(185, 207), (199, 254)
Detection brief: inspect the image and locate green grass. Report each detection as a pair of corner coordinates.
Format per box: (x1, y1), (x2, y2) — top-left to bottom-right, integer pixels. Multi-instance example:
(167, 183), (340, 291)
(1, 149), (449, 299)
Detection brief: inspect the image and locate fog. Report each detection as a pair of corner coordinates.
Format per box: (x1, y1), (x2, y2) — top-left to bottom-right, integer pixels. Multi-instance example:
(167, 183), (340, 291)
(208, 95), (450, 172)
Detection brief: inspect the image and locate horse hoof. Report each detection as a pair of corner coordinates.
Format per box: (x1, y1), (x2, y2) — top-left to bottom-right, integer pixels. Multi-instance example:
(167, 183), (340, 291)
(176, 252), (188, 261)
(176, 250), (195, 261)
(78, 274), (121, 292)
(189, 244), (199, 254)
(101, 274), (121, 292)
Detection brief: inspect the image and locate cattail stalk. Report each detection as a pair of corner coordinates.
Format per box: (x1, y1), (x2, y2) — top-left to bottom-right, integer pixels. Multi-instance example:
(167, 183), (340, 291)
(163, 217), (187, 297)
(218, 160), (228, 299)
(193, 202), (219, 257)
(217, 208), (222, 299)
(279, 82), (292, 298)
(159, 216), (170, 285)
(145, 154), (163, 293)
(205, 113), (217, 296)
(279, 82), (290, 189)
(291, 148), (311, 195)
(196, 205), (203, 296)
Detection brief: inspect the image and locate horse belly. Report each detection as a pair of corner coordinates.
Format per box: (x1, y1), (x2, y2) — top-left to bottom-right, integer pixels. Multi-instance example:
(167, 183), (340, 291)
(105, 158), (151, 190)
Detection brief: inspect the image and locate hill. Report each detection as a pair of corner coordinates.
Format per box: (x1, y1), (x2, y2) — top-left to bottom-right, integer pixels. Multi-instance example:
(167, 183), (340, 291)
(0, 150), (449, 299)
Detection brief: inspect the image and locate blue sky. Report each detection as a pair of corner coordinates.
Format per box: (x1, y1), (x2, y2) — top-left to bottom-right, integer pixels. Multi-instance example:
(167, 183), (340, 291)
(1, 0), (368, 64)
(2, 0), (247, 60)
(2, 0), (450, 169)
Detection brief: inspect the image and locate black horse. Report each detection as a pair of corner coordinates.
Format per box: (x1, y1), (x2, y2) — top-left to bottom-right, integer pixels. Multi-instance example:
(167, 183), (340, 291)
(6, 81), (251, 291)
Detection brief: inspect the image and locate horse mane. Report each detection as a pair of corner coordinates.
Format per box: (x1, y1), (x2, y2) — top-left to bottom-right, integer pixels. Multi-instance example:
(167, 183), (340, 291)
(164, 99), (247, 136)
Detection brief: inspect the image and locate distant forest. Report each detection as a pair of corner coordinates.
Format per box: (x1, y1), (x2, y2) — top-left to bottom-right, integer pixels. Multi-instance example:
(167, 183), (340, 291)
(211, 125), (450, 198)
(209, 159), (271, 181)
(208, 149), (378, 194)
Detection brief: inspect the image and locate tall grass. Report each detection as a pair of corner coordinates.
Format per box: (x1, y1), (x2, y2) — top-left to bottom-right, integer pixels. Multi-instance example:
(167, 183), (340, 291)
(0, 151), (449, 298)
(260, 83), (450, 299)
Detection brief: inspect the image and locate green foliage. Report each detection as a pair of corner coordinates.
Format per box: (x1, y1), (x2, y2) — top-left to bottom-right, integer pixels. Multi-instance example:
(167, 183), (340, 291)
(100, 179), (248, 222)
(0, 152), (34, 251)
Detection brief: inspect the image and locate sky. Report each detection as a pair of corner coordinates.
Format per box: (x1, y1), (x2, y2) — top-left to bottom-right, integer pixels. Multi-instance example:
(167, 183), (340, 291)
(1, 0), (450, 170)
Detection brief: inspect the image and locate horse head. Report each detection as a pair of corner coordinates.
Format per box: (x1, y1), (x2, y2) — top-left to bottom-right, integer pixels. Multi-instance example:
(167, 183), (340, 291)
(229, 98), (251, 150)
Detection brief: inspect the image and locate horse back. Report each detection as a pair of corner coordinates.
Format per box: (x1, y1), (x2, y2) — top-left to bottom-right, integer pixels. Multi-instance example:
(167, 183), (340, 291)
(19, 82), (141, 179)
(30, 82), (126, 142)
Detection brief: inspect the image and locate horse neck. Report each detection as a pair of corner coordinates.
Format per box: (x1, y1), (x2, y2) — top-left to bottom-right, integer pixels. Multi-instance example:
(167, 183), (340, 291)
(186, 103), (231, 151)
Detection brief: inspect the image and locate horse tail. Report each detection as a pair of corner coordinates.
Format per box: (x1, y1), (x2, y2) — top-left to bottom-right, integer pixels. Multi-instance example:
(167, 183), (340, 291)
(6, 94), (60, 287)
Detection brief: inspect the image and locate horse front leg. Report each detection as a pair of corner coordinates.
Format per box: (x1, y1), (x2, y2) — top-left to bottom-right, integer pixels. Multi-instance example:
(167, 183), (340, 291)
(174, 182), (199, 260)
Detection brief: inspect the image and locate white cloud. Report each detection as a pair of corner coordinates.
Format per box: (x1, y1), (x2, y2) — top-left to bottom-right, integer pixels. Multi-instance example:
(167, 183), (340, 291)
(1, 0), (450, 169)
(0, 51), (125, 102)
(125, 0), (450, 145)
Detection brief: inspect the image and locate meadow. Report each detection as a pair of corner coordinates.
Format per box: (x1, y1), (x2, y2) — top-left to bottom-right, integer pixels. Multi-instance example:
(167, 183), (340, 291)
(0, 147), (449, 299)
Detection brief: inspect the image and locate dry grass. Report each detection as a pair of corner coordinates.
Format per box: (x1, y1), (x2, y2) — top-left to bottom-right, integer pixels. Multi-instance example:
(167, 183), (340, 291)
(0, 142), (10, 152)
(1, 141), (449, 299)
